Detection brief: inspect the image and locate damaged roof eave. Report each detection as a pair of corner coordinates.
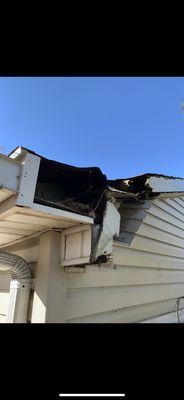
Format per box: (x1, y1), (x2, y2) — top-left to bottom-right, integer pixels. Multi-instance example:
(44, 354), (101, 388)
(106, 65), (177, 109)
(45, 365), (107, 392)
(6, 146), (184, 216)
(109, 174), (184, 197)
(107, 186), (139, 199)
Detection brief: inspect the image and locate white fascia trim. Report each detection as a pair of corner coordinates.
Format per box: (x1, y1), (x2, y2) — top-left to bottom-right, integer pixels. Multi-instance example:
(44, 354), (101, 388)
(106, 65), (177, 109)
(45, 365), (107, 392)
(30, 203), (94, 224)
(16, 152), (41, 207)
(147, 176), (184, 193)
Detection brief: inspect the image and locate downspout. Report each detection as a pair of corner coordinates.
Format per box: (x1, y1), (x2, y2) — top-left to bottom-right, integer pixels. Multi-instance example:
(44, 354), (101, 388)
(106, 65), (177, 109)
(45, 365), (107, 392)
(0, 252), (32, 323)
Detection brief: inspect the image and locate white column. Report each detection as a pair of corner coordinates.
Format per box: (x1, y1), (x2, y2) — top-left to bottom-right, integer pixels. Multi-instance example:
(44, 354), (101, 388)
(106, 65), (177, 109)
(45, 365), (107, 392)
(31, 231), (66, 323)
(7, 279), (32, 323)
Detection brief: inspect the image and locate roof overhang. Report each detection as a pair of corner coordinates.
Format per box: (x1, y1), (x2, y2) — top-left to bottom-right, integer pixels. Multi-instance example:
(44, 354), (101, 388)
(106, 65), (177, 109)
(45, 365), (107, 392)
(2, 146), (184, 250)
(0, 148), (93, 248)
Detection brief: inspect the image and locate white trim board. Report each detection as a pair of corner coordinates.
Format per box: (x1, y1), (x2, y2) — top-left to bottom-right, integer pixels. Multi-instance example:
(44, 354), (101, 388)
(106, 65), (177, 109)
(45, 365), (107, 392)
(16, 152), (41, 207)
(147, 176), (184, 193)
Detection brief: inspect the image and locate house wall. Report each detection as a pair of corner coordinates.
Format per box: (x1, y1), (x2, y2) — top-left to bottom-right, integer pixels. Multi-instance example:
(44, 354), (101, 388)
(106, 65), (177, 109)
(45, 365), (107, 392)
(66, 196), (184, 323)
(1, 195), (184, 323)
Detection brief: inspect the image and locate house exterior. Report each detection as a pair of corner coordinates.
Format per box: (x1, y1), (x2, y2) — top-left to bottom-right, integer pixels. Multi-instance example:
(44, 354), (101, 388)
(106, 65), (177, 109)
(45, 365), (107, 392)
(1, 146), (184, 323)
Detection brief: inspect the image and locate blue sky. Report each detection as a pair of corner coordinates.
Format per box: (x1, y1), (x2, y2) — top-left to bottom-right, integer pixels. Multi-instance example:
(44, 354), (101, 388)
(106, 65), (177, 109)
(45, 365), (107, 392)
(0, 77), (184, 179)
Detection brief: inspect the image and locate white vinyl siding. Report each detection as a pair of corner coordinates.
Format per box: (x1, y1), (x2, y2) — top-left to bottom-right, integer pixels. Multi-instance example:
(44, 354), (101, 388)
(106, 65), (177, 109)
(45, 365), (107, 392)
(66, 196), (184, 323)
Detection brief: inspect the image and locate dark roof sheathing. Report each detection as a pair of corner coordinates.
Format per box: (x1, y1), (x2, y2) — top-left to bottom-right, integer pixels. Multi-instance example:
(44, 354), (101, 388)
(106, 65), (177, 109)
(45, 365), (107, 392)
(8, 146), (184, 221)
(33, 157), (137, 222)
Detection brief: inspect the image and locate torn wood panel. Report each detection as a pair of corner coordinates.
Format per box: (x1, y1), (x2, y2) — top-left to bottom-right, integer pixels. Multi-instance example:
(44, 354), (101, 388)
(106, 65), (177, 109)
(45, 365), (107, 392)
(94, 201), (120, 260)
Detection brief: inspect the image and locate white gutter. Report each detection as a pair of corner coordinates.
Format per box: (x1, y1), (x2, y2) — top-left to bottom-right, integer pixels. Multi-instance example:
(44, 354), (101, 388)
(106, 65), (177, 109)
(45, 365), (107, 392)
(0, 252), (32, 323)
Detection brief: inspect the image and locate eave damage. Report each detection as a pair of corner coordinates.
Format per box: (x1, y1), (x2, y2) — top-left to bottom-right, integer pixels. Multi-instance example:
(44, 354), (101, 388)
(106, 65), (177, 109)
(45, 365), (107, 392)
(33, 155), (184, 219)
(33, 155), (149, 222)
(6, 146), (184, 264)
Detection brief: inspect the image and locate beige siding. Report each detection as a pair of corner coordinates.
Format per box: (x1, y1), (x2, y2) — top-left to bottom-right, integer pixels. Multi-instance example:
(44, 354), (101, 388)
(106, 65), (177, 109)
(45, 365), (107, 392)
(142, 311), (179, 323)
(2, 196), (184, 323)
(66, 196), (184, 323)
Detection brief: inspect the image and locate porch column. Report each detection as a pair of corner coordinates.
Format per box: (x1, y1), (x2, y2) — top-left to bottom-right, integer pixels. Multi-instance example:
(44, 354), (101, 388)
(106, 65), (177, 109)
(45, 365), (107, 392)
(31, 231), (66, 323)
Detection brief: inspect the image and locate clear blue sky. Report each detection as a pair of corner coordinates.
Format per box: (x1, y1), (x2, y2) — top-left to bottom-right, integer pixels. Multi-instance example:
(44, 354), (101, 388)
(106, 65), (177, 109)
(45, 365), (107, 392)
(0, 77), (184, 179)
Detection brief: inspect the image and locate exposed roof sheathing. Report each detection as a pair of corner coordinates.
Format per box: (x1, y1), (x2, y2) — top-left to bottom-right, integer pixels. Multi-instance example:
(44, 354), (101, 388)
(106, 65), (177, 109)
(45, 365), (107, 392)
(8, 146), (184, 222)
(33, 155), (141, 222)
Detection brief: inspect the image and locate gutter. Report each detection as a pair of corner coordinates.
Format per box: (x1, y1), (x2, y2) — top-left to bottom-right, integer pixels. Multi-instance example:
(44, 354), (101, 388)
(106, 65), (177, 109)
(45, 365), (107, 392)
(0, 252), (32, 323)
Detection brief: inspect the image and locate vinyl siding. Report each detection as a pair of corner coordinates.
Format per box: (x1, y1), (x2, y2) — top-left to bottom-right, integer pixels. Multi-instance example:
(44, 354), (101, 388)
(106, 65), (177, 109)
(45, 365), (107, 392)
(66, 196), (184, 323)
